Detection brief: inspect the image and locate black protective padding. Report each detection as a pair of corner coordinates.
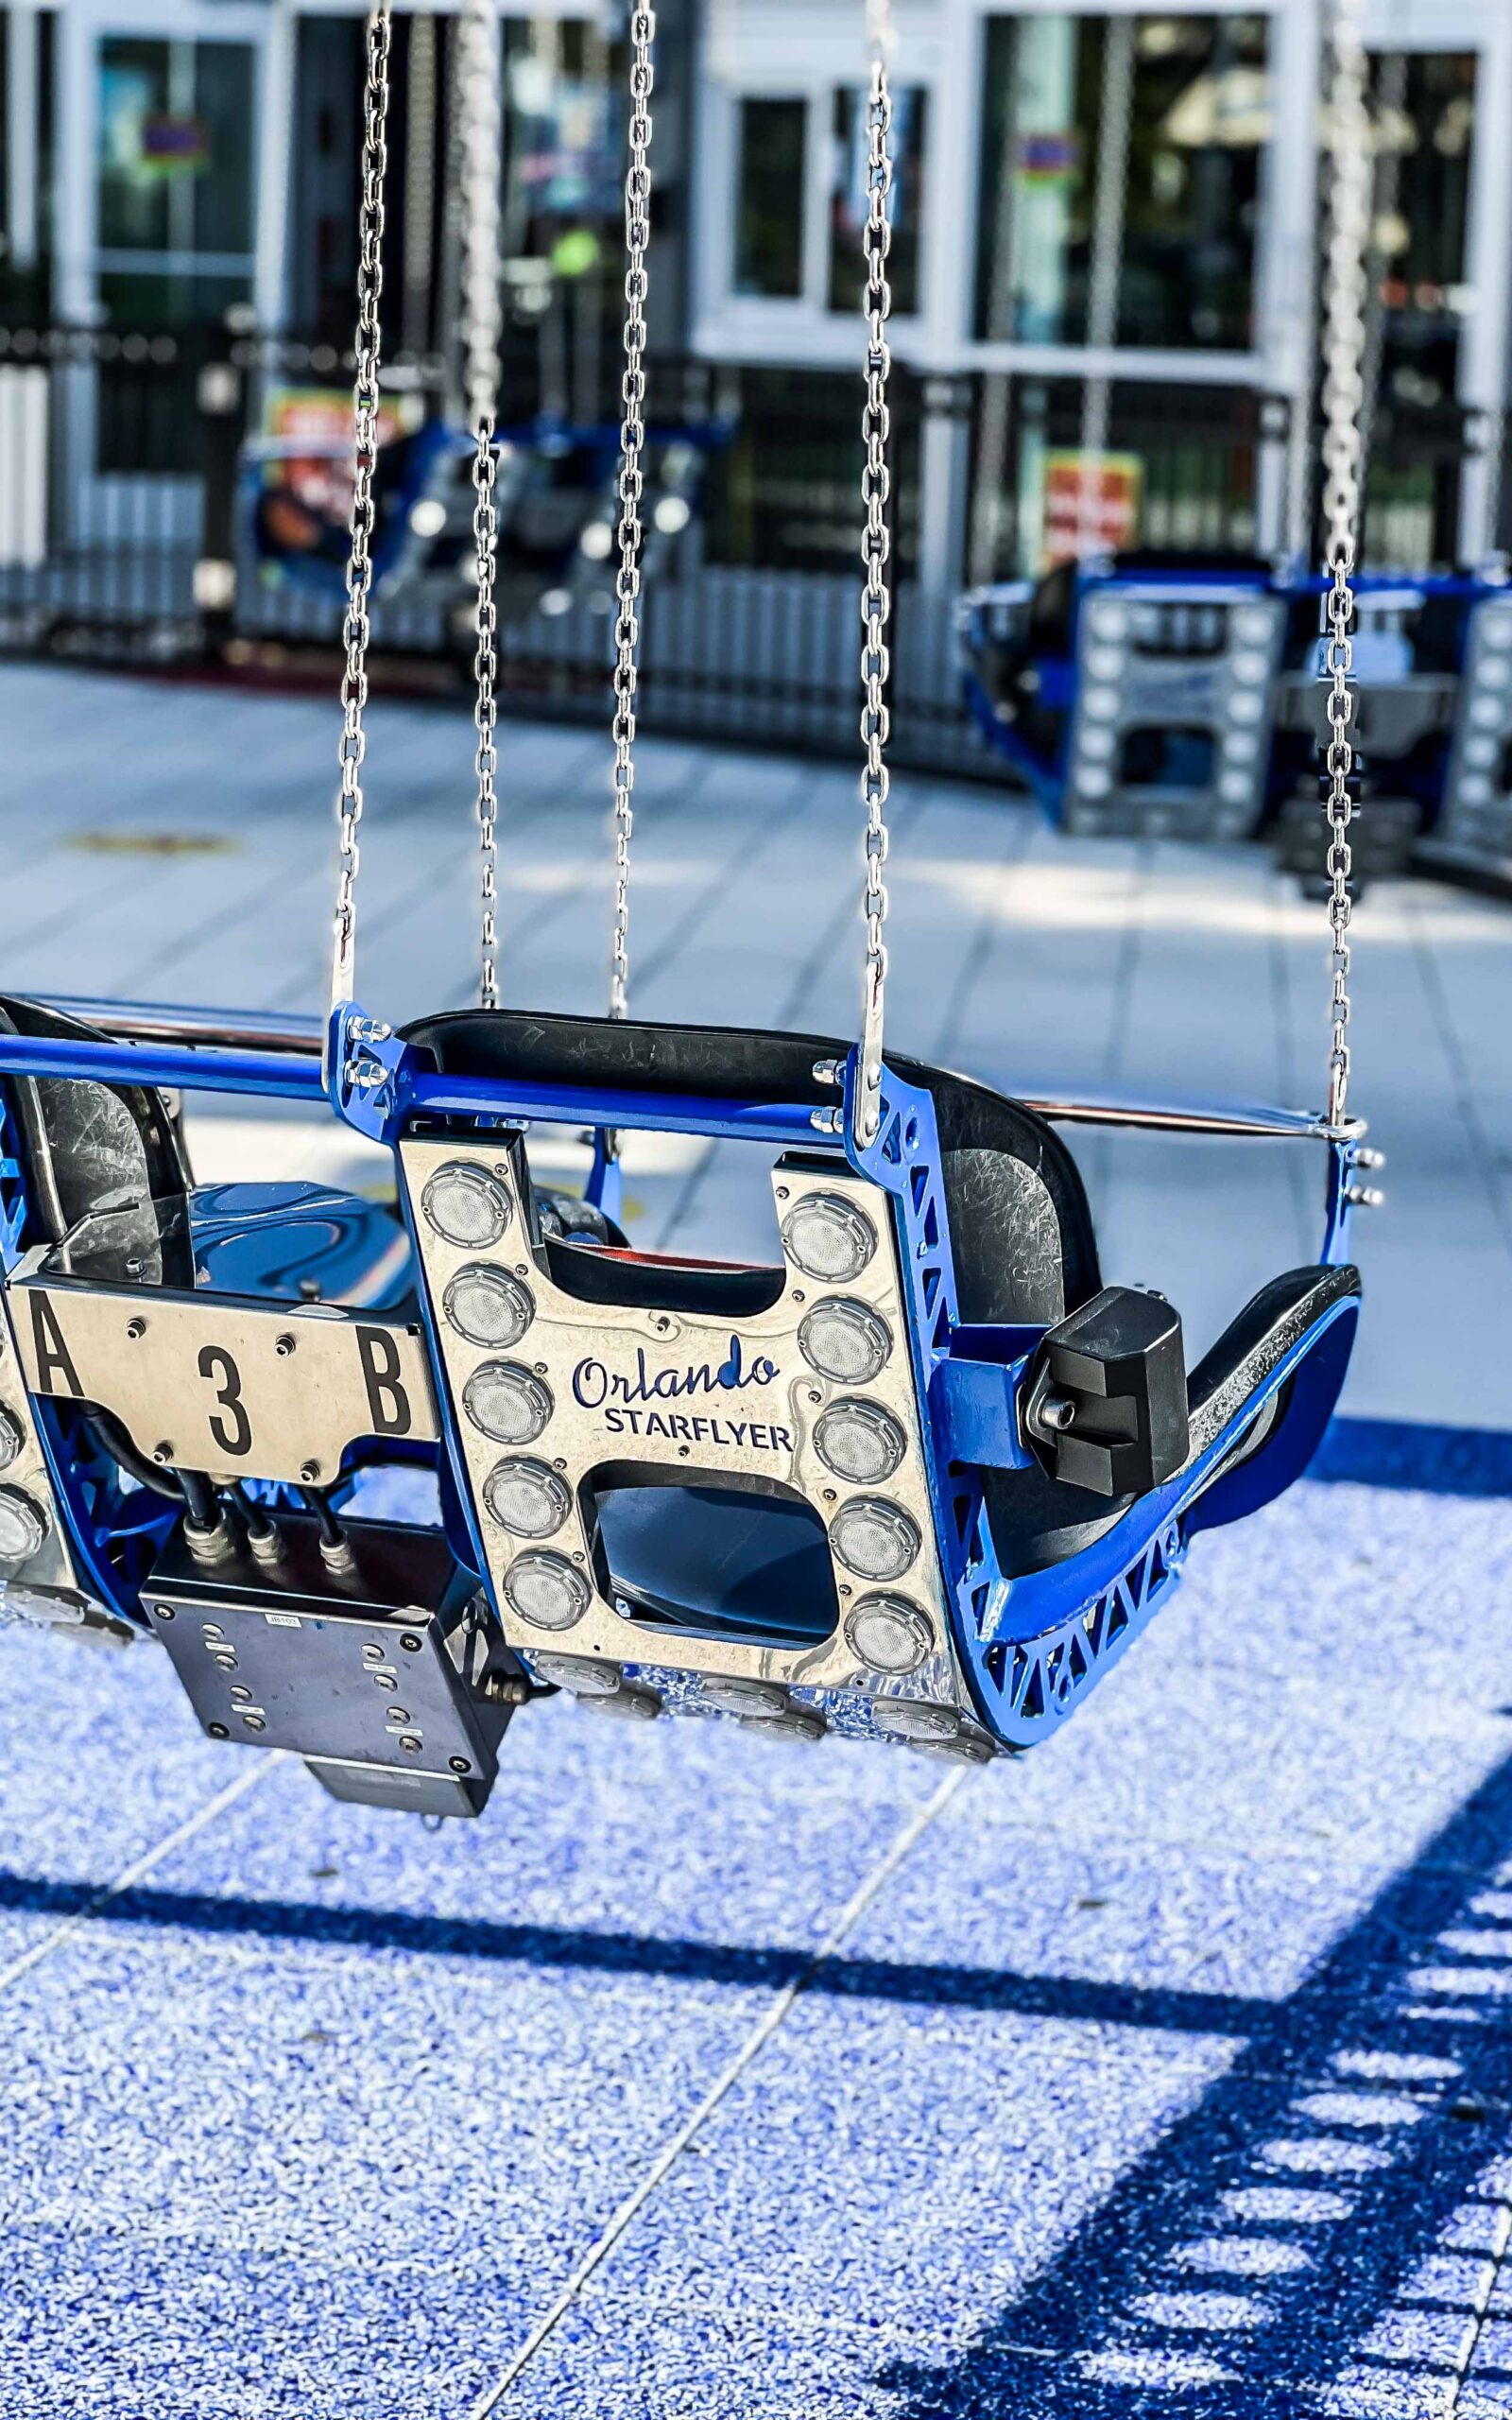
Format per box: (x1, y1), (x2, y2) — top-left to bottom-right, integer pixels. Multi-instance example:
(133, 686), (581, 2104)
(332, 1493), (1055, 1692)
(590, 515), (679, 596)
(402, 1009), (1102, 1326)
(981, 1259), (1360, 1579)
(0, 993), (193, 1280)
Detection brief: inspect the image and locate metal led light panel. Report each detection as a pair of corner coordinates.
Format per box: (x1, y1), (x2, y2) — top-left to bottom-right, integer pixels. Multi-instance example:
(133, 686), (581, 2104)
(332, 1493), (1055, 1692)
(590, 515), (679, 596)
(403, 1133), (971, 1740)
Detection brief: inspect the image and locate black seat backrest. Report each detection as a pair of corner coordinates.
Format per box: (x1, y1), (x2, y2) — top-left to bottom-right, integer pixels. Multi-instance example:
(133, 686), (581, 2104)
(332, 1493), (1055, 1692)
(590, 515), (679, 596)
(401, 1010), (1101, 1327)
(0, 994), (191, 1279)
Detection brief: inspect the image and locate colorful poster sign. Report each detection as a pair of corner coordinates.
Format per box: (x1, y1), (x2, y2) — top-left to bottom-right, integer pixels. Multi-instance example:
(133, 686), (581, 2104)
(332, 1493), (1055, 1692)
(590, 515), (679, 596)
(1041, 450), (1143, 567)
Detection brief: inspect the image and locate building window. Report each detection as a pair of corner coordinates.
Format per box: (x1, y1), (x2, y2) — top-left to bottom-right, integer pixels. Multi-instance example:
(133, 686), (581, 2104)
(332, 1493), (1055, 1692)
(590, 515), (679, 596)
(975, 14), (1267, 351)
(826, 87), (927, 318)
(733, 97), (807, 298)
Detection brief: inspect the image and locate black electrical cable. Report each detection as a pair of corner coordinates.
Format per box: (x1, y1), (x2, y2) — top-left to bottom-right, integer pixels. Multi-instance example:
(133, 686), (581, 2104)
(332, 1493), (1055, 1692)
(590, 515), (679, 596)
(79, 1405), (183, 1500)
(227, 1481), (278, 1544)
(179, 1468), (220, 1533)
(299, 1485), (347, 1549)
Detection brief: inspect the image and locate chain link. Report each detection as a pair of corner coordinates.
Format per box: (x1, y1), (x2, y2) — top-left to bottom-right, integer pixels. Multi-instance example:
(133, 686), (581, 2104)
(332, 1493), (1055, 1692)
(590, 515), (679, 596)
(854, 24), (894, 1151)
(459, 0), (503, 1008)
(331, 4), (392, 1014)
(609, 4), (655, 1023)
(1320, 0), (1368, 1130)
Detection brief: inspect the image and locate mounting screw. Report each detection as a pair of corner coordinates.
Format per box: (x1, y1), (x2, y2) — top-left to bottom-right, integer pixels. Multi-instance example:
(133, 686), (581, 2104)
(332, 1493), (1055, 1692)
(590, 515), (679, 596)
(300, 1460), (320, 1482)
(126, 1317), (146, 1340)
(822, 1488), (836, 1503)
(776, 1185), (790, 1201)
(553, 1458), (567, 1471)
(275, 1334), (296, 1357)
(153, 1443), (174, 1465)
(208, 1722), (229, 1739)
(449, 1755), (472, 1774)
(808, 1390), (822, 1405)
(154, 1604), (175, 1622)
(792, 1289), (805, 1305)
(399, 1733), (422, 1753)
(679, 1444), (690, 1458)
(535, 1362), (548, 1375)
(400, 1633), (421, 1653)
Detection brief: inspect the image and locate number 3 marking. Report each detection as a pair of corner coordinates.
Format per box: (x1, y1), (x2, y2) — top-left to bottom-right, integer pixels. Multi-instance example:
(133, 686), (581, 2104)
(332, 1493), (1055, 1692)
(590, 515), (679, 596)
(198, 1345), (252, 1458)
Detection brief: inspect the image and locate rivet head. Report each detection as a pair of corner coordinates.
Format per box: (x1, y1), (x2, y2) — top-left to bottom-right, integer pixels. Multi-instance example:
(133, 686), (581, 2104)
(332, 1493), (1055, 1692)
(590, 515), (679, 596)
(400, 1633), (421, 1652)
(153, 1443), (174, 1465)
(449, 1755), (472, 1775)
(300, 1461), (320, 1482)
(126, 1317), (146, 1340)
(275, 1334), (296, 1357)
(208, 1722), (229, 1739)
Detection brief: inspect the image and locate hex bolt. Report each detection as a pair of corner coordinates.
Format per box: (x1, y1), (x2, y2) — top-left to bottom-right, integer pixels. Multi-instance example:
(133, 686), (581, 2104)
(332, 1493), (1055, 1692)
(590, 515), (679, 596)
(301, 1460), (320, 1482)
(208, 1722), (229, 1739)
(449, 1756), (472, 1775)
(126, 1317), (146, 1341)
(153, 1443), (174, 1464)
(275, 1334), (297, 1358)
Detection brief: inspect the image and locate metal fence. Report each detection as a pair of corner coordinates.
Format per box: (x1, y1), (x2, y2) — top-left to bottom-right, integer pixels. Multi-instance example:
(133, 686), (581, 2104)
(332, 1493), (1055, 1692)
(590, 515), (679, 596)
(0, 320), (1487, 780)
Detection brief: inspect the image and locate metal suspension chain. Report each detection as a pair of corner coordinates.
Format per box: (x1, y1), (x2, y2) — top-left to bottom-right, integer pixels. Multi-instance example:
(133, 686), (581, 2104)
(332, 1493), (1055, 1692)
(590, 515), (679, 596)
(332, 2), (392, 1014)
(459, 0), (504, 1007)
(853, 0), (895, 1151)
(609, 4), (656, 1023)
(1319, 0), (1369, 1130)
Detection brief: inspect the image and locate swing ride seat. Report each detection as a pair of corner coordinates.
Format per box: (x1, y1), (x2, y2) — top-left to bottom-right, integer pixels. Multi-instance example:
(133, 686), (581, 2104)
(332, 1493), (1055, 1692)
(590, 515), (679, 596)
(959, 552), (1285, 838)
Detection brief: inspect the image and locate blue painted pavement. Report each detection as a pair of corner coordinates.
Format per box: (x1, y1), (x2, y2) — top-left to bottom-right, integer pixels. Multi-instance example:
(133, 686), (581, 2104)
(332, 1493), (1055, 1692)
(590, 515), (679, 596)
(0, 1420), (1509, 2418)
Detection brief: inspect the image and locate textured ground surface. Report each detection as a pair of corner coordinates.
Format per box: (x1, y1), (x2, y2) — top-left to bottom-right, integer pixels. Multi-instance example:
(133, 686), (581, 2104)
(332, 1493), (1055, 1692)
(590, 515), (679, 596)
(2, 667), (1510, 2415)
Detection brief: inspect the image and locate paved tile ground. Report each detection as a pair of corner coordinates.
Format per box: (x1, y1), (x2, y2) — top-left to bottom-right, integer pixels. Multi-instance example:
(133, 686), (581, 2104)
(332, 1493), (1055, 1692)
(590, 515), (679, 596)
(2, 666), (1511, 2417)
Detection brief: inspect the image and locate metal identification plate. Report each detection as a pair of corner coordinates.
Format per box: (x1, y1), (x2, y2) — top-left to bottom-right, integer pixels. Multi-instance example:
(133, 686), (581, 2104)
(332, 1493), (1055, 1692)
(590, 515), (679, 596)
(6, 1266), (438, 1486)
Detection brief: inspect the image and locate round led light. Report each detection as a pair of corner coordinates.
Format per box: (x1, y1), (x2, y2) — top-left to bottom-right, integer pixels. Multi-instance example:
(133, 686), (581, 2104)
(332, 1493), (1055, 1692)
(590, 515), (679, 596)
(1483, 614), (1512, 649)
(830, 1496), (920, 1582)
(845, 1594), (932, 1675)
(1085, 645), (1124, 681)
(872, 1698), (958, 1742)
(464, 1360), (553, 1445)
(443, 1265), (534, 1350)
(653, 493), (691, 535)
(1479, 653), (1512, 689)
(1082, 685), (1119, 721)
(1465, 735), (1499, 769)
(1459, 775), (1491, 805)
(422, 1162), (511, 1249)
(0, 1408), (23, 1473)
(1087, 603), (1127, 640)
(799, 1299), (891, 1385)
(1230, 649), (1271, 687)
(1078, 725), (1116, 762)
(531, 1651), (621, 1695)
(1229, 690), (1263, 725)
(1224, 731), (1257, 763)
(1219, 772), (1252, 804)
(814, 1398), (906, 1486)
(579, 519), (613, 561)
(0, 1485), (48, 1565)
(1076, 768), (1112, 800)
(484, 1457), (571, 1539)
(1470, 696), (1504, 730)
(409, 496), (448, 540)
(701, 1676), (788, 1718)
(504, 1550), (591, 1631)
(781, 1193), (877, 1284)
(1234, 606), (1274, 646)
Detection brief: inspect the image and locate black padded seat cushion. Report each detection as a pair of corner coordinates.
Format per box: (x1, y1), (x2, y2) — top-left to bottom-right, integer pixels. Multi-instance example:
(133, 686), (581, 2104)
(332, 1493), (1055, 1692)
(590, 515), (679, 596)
(0, 993), (191, 1266)
(401, 1009), (1102, 1326)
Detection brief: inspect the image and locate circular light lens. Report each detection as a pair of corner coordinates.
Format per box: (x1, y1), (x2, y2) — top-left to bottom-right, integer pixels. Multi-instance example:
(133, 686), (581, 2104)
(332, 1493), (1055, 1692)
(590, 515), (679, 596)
(799, 1299), (891, 1385)
(830, 1496), (920, 1582)
(443, 1266), (534, 1350)
(1076, 768), (1112, 800)
(530, 1651), (621, 1695)
(1465, 735), (1499, 769)
(1234, 606), (1274, 646)
(484, 1458), (572, 1539)
(1087, 603), (1127, 640)
(0, 1485), (48, 1565)
(579, 519), (613, 561)
(504, 1551), (591, 1631)
(422, 1162), (511, 1249)
(701, 1676), (788, 1719)
(1085, 644), (1124, 681)
(781, 1193), (877, 1284)
(1230, 648), (1271, 685)
(872, 1698), (958, 1742)
(1479, 654), (1512, 689)
(1229, 690), (1263, 725)
(1484, 614), (1512, 650)
(653, 493), (691, 535)
(0, 1408), (23, 1472)
(464, 1360), (553, 1445)
(1078, 724), (1116, 761)
(1219, 772), (1252, 804)
(409, 497), (447, 539)
(1459, 775), (1491, 805)
(1224, 731), (1257, 763)
(815, 1398), (906, 1485)
(1082, 685), (1119, 721)
(1470, 696), (1504, 730)
(845, 1594), (932, 1675)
